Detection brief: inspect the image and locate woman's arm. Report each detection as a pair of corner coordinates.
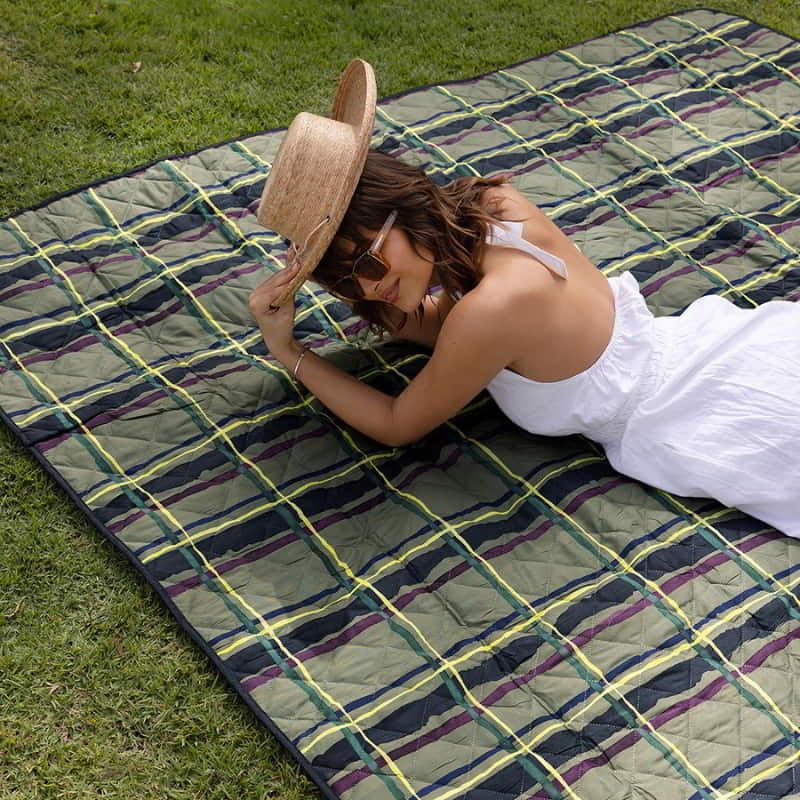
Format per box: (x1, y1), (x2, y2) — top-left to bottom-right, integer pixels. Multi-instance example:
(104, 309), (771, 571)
(249, 263), (546, 446)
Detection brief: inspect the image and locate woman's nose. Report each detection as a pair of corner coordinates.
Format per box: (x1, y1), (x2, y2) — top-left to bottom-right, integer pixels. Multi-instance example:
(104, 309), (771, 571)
(357, 275), (381, 299)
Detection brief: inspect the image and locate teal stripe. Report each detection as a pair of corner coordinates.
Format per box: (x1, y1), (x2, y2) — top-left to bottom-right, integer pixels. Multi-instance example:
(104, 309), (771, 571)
(0, 337), (406, 797)
(299, 342), (711, 796)
(159, 159), (347, 329)
(465, 424), (800, 765)
(295, 412), (568, 799)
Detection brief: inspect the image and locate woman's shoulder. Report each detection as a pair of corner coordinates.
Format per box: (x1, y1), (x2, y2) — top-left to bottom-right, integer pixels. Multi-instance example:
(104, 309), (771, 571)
(445, 251), (562, 335)
(433, 270), (557, 373)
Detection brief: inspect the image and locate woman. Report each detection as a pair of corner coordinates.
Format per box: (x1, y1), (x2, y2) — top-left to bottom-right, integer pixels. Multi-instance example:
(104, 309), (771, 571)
(249, 59), (800, 537)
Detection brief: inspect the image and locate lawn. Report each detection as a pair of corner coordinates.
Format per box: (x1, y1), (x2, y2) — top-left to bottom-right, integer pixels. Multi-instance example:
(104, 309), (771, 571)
(1, 1), (798, 798)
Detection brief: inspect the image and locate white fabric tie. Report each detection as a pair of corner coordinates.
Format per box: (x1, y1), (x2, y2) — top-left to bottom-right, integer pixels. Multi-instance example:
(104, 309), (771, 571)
(487, 221), (568, 279)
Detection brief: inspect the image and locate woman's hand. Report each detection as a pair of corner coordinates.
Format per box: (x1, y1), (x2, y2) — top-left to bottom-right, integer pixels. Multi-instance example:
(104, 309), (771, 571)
(248, 262), (303, 363)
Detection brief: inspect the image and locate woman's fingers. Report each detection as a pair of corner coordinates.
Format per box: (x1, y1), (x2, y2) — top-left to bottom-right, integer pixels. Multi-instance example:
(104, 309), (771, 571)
(248, 263), (302, 319)
(273, 262), (302, 285)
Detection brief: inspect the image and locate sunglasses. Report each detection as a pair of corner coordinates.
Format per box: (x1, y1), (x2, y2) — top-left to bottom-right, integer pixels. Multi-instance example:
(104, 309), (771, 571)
(329, 210), (398, 302)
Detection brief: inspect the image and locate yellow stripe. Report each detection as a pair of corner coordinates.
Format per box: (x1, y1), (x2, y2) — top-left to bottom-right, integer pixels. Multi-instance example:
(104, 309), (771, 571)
(99, 351), (428, 524)
(4, 221), (421, 798)
(434, 583), (800, 800)
(599, 215), (789, 280)
(609, 29), (800, 190)
(392, 18), (749, 140)
(572, 571), (800, 729)
(174, 153), (356, 342)
(376, 107), (481, 175)
(74, 193), (578, 794)
(293, 506), (729, 757)
(87, 349), (427, 508)
(142, 449), (397, 564)
(491, 74), (766, 302)
(670, 14), (800, 89)
(617, 26), (800, 293)
(18, 289), (340, 429)
(460, 423), (800, 741)
(405, 37), (795, 180)
(659, 491), (800, 617)
(498, 64), (800, 280)
(164, 160), (352, 345)
(721, 746), (800, 800)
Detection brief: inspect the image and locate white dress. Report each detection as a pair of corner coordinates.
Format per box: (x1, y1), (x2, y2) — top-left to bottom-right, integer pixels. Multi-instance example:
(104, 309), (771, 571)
(484, 222), (800, 537)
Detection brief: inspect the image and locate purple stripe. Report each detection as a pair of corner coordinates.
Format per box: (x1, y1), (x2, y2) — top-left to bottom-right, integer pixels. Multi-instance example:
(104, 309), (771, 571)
(36, 361), (252, 455)
(244, 477), (624, 695)
(557, 95), (795, 229)
(17, 274), (360, 373)
(242, 555), (472, 691)
(166, 530), (300, 598)
(332, 531), (777, 794)
(641, 265), (696, 296)
(17, 260), (263, 371)
(438, 68), (679, 150)
(23, 303), (364, 445)
(438, 30), (773, 162)
(10, 45), (794, 379)
(640, 216), (800, 299)
(439, 26), (772, 151)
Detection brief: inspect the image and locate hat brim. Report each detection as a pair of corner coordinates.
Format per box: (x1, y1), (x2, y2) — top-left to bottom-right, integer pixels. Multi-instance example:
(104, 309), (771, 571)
(262, 59), (377, 304)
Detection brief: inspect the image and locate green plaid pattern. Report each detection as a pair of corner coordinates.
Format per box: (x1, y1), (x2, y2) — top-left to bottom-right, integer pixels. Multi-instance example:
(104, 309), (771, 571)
(2, 10), (800, 799)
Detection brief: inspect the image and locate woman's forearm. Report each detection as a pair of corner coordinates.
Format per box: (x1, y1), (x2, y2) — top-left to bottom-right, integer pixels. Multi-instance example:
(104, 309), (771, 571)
(272, 341), (400, 446)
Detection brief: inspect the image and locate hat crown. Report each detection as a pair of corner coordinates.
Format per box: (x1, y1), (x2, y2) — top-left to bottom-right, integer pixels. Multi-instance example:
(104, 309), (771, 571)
(262, 114), (359, 242)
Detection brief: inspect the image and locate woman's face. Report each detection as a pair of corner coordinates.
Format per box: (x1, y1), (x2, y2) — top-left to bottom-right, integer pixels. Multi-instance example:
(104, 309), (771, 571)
(352, 226), (436, 313)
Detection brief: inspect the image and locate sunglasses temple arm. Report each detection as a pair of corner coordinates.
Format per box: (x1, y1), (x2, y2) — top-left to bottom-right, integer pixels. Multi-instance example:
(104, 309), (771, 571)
(370, 209), (398, 253)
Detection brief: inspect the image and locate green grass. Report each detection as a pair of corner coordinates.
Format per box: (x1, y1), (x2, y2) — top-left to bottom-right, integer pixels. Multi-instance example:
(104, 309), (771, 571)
(1, 0), (798, 797)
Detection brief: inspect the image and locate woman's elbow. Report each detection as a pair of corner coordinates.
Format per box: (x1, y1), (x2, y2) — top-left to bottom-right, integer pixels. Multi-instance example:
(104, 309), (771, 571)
(375, 419), (429, 447)
(376, 399), (436, 447)
(377, 429), (419, 448)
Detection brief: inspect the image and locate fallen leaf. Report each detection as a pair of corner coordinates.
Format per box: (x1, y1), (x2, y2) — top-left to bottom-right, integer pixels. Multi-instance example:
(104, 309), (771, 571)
(4, 599), (24, 619)
(131, 61), (141, 73)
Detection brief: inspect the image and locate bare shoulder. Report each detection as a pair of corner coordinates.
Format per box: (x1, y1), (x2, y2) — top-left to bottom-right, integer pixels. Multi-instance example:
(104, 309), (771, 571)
(437, 258), (560, 353)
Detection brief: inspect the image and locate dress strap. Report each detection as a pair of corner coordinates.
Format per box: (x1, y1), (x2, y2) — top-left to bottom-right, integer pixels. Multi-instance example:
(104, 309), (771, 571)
(487, 221), (568, 279)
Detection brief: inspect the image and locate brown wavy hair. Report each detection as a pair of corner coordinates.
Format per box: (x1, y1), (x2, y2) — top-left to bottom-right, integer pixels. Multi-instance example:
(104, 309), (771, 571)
(313, 150), (507, 331)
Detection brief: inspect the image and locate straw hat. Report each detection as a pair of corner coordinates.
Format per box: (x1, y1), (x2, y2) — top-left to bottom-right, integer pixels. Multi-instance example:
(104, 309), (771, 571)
(257, 58), (377, 301)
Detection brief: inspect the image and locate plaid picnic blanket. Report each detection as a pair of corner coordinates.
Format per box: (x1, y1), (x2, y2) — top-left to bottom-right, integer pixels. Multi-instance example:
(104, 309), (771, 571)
(2, 9), (800, 799)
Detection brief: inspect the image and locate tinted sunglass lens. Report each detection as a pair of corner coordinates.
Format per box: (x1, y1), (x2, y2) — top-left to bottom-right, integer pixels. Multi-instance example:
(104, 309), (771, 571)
(330, 278), (362, 302)
(354, 253), (388, 281)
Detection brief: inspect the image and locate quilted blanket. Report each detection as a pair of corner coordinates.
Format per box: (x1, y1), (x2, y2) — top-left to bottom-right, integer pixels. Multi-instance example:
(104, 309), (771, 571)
(2, 9), (800, 800)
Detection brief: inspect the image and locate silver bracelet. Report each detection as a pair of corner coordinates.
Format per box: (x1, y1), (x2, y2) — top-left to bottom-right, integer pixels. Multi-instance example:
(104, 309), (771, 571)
(293, 346), (309, 379)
